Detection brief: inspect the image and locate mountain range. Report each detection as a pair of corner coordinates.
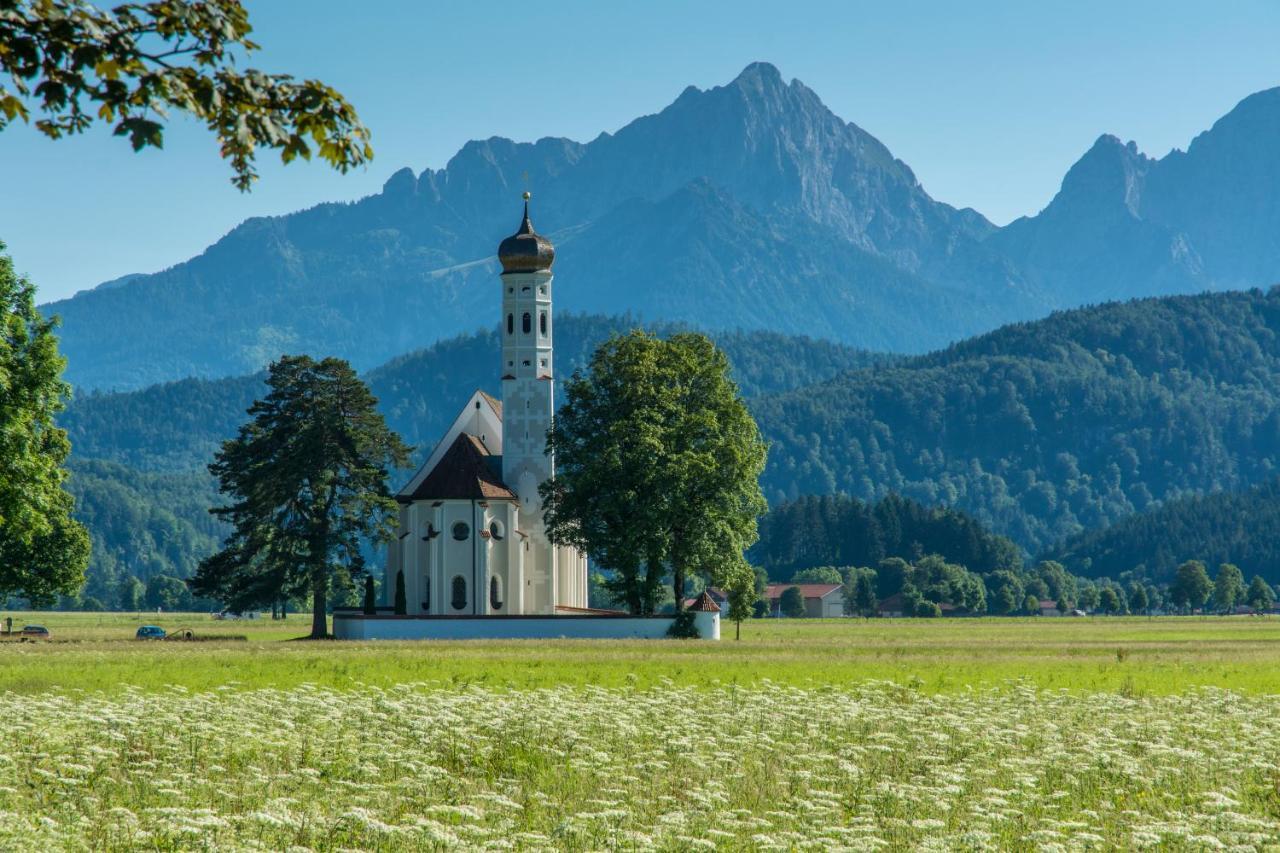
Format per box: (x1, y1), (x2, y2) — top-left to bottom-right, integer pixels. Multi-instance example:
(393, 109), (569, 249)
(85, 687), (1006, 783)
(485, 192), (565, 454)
(44, 63), (1280, 391)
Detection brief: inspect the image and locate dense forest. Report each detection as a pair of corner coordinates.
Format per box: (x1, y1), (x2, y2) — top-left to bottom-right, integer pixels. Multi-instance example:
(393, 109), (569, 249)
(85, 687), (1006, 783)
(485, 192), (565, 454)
(753, 288), (1280, 553)
(752, 494), (1022, 580)
(1044, 478), (1280, 583)
(58, 317), (882, 600)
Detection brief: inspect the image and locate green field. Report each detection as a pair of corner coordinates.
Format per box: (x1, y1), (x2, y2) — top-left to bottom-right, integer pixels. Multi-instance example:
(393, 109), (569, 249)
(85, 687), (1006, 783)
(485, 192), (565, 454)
(4, 614), (1280, 848)
(3, 611), (1280, 695)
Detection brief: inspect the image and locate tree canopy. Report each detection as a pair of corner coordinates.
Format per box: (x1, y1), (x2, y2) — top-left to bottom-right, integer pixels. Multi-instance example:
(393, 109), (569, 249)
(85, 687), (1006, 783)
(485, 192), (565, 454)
(190, 355), (410, 637)
(0, 0), (371, 189)
(543, 331), (768, 614)
(0, 244), (89, 603)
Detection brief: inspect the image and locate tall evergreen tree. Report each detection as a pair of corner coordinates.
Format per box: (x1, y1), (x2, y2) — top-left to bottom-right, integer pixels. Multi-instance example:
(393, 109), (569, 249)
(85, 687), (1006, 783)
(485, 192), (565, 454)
(191, 355), (410, 638)
(0, 246), (89, 603)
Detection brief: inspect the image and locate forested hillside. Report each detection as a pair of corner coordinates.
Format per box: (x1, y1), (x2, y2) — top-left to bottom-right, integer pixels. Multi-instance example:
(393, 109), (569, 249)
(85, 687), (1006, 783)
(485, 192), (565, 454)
(1044, 478), (1280, 583)
(752, 287), (1280, 553)
(60, 318), (882, 599)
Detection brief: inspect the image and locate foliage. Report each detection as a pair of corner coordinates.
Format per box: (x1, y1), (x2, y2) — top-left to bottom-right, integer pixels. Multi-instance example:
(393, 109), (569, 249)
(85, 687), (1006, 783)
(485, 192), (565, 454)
(1214, 563), (1246, 614)
(752, 288), (1280, 554)
(1047, 478), (1280, 586)
(190, 355), (410, 638)
(790, 566), (843, 585)
(392, 569), (406, 616)
(722, 560), (757, 640)
(544, 332), (767, 613)
(844, 568), (878, 617)
(1169, 560), (1213, 614)
(0, 0), (371, 190)
(1247, 575), (1275, 614)
(779, 586), (806, 618)
(755, 493), (1021, 581)
(664, 610), (700, 639)
(0, 245), (89, 603)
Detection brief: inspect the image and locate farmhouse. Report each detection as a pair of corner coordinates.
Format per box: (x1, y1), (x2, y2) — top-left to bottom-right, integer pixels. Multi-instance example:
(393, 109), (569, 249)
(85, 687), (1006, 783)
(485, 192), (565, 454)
(766, 583), (845, 617)
(333, 196), (717, 640)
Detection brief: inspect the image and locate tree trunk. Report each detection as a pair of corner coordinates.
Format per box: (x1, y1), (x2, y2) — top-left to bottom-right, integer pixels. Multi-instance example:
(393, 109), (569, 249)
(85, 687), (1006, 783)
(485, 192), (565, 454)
(735, 618), (741, 641)
(673, 562), (685, 613)
(310, 569), (329, 639)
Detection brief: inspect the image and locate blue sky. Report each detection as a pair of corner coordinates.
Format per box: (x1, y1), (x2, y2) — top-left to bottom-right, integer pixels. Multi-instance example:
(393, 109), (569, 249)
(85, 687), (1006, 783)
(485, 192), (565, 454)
(3, 0), (1278, 302)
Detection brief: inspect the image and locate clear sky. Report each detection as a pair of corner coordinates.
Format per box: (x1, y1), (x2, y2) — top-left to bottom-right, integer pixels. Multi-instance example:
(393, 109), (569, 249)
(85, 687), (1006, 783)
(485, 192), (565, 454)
(3, 0), (1278, 303)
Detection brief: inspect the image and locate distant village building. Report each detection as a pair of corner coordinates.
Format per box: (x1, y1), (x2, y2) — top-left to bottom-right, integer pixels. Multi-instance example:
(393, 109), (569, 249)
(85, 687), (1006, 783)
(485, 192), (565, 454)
(765, 583), (845, 617)
(383, 196), (589, 616)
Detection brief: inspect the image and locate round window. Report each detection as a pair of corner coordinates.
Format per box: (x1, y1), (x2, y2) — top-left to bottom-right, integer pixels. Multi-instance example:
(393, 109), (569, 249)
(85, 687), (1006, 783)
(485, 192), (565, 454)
(489, 520), (505, 541)
(451, 521), (470, 541)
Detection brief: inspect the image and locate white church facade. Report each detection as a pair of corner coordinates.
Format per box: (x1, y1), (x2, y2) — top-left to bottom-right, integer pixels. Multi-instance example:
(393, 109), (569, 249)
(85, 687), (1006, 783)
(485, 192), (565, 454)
(332, 195), (718, 640)
(385, 195), (588, 617)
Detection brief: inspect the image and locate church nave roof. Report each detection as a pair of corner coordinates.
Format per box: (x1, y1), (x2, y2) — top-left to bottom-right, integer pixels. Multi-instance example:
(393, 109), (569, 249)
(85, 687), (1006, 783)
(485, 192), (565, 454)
(405, 433), (516, 502)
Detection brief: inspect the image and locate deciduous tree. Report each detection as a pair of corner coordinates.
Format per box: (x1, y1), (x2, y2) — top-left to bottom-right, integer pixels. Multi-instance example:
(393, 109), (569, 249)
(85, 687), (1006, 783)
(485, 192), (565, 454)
(1213, 563), (1245, 614)
(1170, 560), (1213, 614)
(0, 0), (372, 190)
(191, 355), (410, 638)
(780, 585), (806, 618)
(543, 331), (767, 614)
(1247, 575), (1274, 614)
(0, 246), (89, 604)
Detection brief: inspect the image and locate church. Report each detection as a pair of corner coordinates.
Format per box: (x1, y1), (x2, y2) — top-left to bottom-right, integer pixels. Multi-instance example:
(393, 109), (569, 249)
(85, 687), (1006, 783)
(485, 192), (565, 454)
(382, 194), (590, 616)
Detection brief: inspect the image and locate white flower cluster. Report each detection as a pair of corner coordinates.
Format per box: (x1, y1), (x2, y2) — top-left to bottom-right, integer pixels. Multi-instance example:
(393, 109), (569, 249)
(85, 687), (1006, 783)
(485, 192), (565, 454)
(0, 681), (1276, 849)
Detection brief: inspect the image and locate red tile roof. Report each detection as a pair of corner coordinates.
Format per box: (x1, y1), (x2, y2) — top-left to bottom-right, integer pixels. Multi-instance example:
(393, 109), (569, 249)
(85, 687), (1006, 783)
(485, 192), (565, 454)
(689, 591), (722, 612)
(764, 583), (843, 600)
(408, 433), (516, 501)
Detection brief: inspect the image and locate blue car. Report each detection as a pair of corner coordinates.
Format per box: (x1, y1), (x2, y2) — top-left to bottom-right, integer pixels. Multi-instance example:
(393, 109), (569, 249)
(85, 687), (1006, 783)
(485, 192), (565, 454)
(135, 625), (166, 640)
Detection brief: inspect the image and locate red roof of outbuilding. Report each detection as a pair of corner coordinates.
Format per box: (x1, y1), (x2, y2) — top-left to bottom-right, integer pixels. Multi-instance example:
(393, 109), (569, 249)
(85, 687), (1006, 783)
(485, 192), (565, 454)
(764, 583), (843, 600)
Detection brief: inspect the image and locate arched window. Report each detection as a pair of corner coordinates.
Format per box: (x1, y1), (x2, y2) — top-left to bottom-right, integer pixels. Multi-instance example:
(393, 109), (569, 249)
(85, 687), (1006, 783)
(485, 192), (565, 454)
(490, 576), (504, 610)
(451, 576), (467, 611)
(540, 312), (547, 335)
(452, 522), (470, 541)
(522, 313), (531, 334)
(506, 313), (513, 335)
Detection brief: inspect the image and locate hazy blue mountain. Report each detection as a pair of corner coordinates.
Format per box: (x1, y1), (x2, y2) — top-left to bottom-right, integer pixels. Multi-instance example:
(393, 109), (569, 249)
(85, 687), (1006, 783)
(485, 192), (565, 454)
(990, 88), (1280, 303)
(43, 62), (1035, 391)
(61, 314), (886, 472)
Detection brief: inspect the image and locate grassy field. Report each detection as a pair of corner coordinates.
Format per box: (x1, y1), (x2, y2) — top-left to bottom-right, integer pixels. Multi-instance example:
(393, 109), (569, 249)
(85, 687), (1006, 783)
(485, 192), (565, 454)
(4, 614), (1280, 848)
(3, 611), (1280, 695)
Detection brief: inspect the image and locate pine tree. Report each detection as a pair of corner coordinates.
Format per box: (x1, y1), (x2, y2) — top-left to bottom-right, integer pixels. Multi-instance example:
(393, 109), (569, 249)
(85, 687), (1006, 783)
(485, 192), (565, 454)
(191, 355), (411, 638)
(363, 575), (376, 615)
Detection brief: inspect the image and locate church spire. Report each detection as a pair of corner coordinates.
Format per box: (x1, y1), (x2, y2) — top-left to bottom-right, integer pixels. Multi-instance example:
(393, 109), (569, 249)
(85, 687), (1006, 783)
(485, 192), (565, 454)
(497, 192), (555, 273)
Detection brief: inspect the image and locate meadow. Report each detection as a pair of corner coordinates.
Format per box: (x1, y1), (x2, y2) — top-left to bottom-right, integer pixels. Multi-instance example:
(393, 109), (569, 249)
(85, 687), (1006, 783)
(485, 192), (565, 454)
(3, 614), (1280, 849)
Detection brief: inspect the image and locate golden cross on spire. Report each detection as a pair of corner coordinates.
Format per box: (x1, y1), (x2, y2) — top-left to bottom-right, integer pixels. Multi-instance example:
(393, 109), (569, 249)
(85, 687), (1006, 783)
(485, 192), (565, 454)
(521, 170), (531, 202)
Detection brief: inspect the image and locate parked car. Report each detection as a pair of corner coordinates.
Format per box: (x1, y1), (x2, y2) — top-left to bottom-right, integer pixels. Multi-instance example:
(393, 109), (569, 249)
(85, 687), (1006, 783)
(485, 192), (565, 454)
(20, 625), (49, 639)
(135, 625), (167, 640)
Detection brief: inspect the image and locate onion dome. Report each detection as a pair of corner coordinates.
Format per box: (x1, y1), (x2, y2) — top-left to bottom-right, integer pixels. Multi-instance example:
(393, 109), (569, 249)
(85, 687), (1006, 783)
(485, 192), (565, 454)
(497, 192), (555, 273)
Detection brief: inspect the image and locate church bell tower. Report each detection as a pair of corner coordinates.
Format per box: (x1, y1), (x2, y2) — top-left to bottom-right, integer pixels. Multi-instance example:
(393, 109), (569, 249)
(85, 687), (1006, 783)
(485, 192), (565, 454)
(497, 193), (558, 609)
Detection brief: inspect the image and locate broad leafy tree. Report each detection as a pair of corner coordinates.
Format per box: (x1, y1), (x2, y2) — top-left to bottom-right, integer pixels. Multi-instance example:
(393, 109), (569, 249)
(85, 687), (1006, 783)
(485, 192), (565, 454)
(0, 246), (89, 603)
(1, 0), (371, 190)
(721, 558), (756, 640)
(1246, 574), (1274, 614)
(544, 331), (767, 614)
(1169, 560), (1213, 614)
(779, 585), (805, 618)
(1213, 562), (1245, 614)
(191, 355), (410, 638)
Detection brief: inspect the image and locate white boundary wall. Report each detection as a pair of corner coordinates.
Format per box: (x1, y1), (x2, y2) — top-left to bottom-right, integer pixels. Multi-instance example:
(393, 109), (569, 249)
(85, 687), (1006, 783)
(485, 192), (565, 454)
(333, 612), (719, 641)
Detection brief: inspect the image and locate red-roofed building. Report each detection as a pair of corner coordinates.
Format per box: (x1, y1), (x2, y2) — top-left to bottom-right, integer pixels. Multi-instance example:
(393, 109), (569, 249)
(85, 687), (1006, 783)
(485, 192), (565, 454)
(764, 583), (845, 618)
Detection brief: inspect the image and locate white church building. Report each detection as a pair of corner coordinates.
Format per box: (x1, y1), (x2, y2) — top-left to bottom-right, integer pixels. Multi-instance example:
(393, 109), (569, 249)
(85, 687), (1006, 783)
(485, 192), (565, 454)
(333, 194), (718, 640)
